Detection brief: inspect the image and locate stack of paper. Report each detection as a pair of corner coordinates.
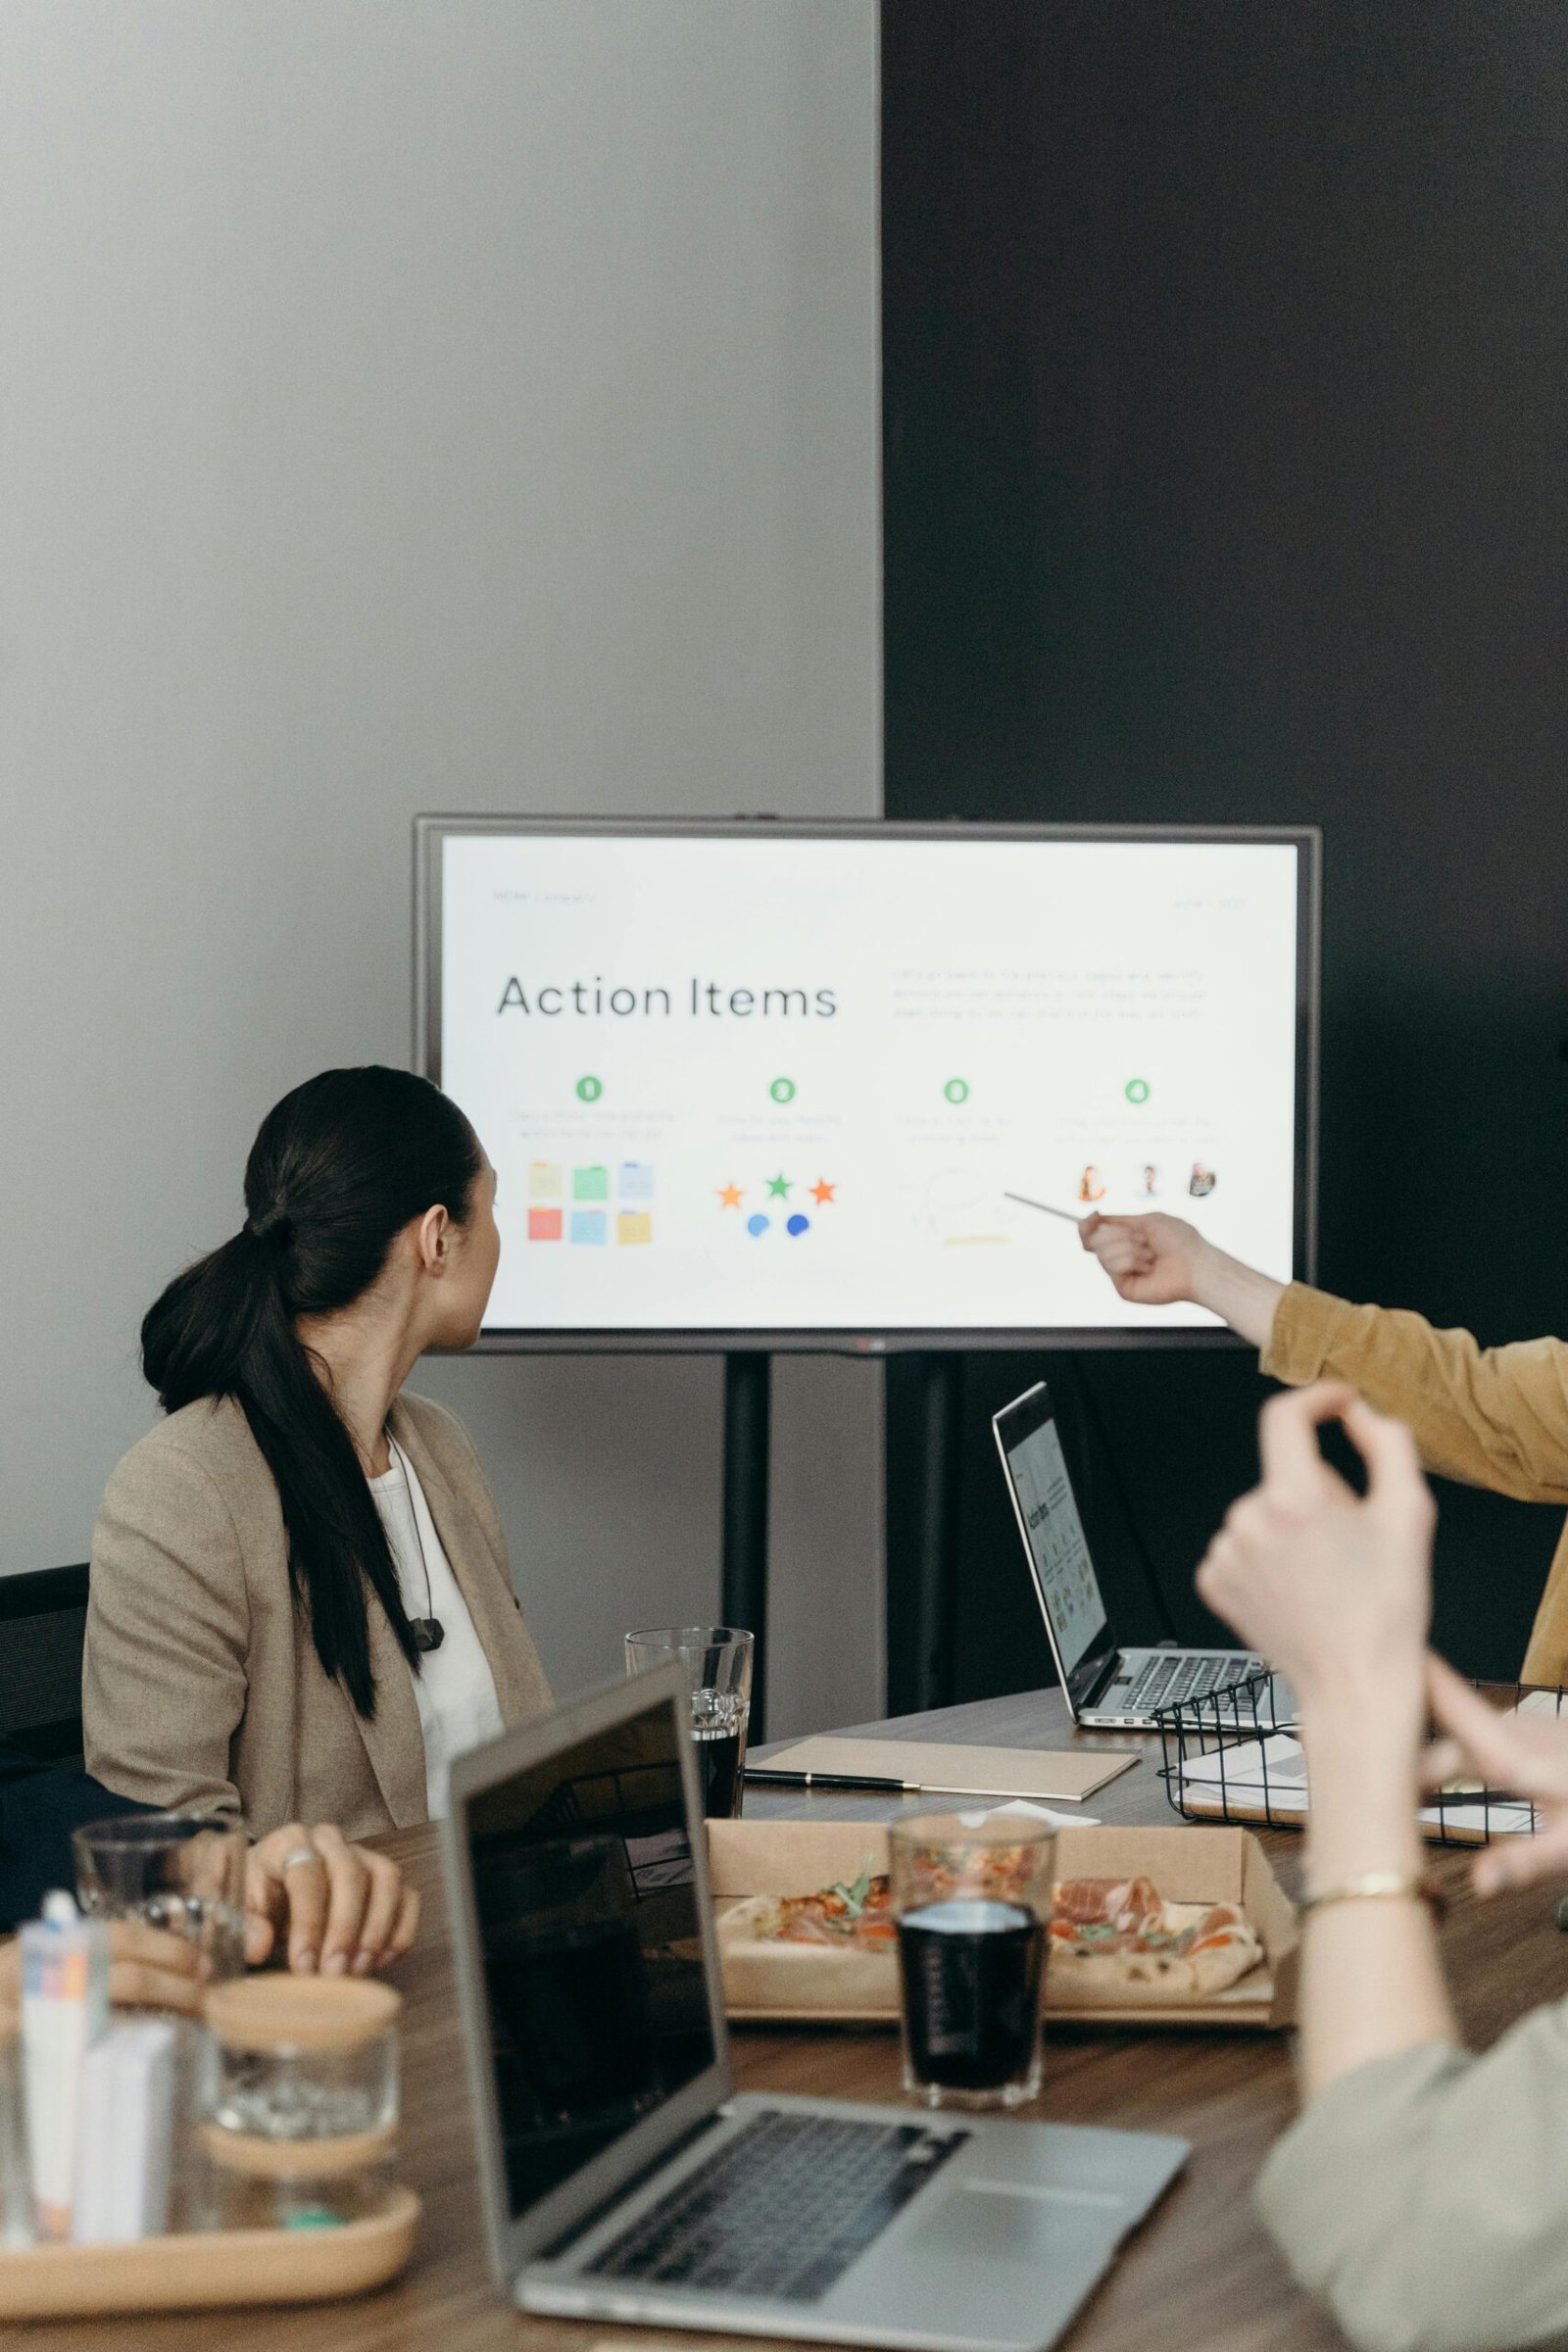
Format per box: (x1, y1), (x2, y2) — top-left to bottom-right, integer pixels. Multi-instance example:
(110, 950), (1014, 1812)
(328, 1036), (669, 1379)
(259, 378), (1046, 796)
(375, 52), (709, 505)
(1171, 1731), (1538, 1839)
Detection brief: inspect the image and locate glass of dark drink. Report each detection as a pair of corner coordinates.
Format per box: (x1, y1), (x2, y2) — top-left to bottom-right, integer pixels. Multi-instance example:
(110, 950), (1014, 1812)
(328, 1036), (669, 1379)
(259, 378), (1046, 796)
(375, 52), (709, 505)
(889, 1812), (1055, 2110)
(623, 1626), (754, 1818)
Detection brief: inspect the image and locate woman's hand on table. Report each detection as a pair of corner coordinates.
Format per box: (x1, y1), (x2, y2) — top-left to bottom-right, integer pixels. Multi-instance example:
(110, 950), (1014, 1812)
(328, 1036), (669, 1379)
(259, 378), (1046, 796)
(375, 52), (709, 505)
(0, 1825), (417, 2022)
(1423, 1654), (1568, 1896)
(0, 1921), (205, 2024)
(1196, 1383), (1434, 1731)
(244, 1822), (420, 1977)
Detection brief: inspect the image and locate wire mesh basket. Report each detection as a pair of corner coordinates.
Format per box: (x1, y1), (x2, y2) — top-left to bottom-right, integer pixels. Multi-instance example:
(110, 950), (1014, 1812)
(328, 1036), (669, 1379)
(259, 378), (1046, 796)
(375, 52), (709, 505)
(1152, 1670), (1563, 1846)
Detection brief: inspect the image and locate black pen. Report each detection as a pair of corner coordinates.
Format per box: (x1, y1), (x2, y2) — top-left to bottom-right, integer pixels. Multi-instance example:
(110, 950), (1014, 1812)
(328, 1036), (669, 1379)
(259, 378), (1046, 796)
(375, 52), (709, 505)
(744, 1768), (914, 1792)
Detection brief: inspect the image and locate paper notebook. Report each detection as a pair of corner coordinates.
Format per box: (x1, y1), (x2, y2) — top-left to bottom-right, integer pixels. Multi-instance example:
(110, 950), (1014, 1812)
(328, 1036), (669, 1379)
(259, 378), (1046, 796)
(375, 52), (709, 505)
(747, 1736), (1137, 1804)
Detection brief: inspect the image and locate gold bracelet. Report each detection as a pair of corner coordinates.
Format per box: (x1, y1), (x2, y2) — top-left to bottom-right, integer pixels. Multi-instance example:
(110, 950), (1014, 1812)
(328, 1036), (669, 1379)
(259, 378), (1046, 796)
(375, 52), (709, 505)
(1298, 1871), (1446, 1923)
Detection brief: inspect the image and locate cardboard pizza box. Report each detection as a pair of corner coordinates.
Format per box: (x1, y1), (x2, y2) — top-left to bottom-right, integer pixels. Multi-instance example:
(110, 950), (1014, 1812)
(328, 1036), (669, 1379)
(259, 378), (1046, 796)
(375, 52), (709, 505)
(706, 1816), (1298, 2031)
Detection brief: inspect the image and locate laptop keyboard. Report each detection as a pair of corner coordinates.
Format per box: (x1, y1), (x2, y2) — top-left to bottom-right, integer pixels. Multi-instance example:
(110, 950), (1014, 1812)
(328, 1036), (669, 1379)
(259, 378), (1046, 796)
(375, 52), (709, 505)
(584, 2108), (967, 2303)
(1120, 1653), (1252, 1716)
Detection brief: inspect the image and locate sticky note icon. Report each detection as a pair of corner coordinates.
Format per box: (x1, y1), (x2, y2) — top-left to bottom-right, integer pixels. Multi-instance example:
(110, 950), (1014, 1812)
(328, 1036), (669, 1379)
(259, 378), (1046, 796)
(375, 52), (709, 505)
(528, 1161), (564, 1200)
(527, 1208), (563, 1242)
(617, 1211), (653, 1247)
(618, 1161), (655, 1199)
(569, 1210), (607, 1246)
(573, 1165), (609, 1201)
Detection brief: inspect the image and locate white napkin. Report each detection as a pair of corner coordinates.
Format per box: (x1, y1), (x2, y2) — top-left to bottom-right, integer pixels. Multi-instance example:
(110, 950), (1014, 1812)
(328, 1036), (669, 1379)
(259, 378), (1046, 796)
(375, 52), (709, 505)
(957, 1799), (1101, 1832)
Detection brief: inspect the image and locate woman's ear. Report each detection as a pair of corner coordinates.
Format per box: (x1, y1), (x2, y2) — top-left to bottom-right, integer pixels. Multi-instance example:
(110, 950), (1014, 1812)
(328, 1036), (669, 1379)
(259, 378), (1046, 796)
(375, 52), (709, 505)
(416, 1203), (452, 1274)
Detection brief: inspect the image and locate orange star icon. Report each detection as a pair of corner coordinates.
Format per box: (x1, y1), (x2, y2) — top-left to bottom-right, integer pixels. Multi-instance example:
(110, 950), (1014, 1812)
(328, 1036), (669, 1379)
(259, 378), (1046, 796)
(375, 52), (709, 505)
(809, 1177), (836, 1205)
(717, 1182), (744, 1209)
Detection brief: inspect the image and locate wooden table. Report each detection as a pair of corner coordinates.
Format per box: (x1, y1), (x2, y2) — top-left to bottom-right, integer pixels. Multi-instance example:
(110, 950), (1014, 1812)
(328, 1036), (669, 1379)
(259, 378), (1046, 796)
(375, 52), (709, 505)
(12, 1688), (1564, 2352)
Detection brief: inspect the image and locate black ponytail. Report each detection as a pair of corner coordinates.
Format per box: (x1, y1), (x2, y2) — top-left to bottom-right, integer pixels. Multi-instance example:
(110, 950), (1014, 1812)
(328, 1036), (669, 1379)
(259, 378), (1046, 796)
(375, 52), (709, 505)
(141, 1066), (483, 1717)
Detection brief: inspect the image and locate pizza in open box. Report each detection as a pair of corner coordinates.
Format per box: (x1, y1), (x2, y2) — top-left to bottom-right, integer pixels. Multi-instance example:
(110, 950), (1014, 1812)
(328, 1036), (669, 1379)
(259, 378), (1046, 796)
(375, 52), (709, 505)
(1047, 1875), (1263, 2007)
(716, 1861), (1265, 2015)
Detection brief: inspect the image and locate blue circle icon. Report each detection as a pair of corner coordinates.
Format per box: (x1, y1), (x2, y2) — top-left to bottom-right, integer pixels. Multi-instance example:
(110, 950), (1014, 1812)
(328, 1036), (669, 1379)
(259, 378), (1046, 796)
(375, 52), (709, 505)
(746, 1213), (770, 1238)
(786, 1213), (810, 1238)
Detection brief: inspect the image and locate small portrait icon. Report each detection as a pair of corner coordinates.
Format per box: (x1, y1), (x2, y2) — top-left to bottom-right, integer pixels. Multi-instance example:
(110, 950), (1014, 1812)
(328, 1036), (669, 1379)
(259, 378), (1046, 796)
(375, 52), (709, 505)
(1189, 1162), (1217, 1199)
(1142, 1164), (1160, 1198)
(1077, 1164), (1107, 1204)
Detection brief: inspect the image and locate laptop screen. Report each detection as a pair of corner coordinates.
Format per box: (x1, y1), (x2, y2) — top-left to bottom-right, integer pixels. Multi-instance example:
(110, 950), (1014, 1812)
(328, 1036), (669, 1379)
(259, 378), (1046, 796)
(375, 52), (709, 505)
(996, 1384), (1117, 1703)
(462, 1688), (718, 2226)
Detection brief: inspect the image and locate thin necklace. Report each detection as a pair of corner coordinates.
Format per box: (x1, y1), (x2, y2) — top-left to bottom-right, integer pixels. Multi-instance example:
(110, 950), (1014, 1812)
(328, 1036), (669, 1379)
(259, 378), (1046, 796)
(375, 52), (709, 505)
(387, 1437), (446, 1654)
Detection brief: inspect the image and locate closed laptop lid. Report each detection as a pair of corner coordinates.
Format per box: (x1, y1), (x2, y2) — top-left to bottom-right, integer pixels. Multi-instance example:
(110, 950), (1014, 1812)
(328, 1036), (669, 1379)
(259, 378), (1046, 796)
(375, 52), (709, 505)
(993, 1382), (1121, 1714)
(441, 1662), (731, 2287)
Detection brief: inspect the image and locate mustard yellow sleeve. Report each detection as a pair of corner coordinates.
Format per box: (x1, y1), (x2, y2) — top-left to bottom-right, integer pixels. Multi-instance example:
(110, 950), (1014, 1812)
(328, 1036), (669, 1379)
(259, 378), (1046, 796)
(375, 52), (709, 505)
(1262, 1284), (1568, 1506)
(1257, 2008), (1568, 2352)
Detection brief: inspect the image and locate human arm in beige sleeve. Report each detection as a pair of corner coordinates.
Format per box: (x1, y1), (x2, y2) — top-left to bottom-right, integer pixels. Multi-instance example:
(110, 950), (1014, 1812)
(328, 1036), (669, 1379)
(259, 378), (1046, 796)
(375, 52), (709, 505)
(83, 1443), (250, 1819)
(1200, 1390), (1568, 2351)
(1078, 1208), (1568, 1503)
(1257, 2007), (1568, 2352)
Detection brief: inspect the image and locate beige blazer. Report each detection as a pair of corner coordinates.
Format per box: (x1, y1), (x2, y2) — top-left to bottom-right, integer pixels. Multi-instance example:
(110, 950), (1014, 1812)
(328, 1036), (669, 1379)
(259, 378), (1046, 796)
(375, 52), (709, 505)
(83, 1391), (553, 1840)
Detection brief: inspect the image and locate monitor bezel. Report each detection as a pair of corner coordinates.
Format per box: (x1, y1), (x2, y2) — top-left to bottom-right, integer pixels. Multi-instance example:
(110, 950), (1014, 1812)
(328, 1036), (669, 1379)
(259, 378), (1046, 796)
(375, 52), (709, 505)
(414, 813), (1320, 1353)
(440, 1661), (733, 2289)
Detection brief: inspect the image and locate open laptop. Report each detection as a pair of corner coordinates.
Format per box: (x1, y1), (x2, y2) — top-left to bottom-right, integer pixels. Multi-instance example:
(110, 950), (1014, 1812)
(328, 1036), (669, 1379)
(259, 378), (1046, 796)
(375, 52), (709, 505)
(442, 1663), (1189, 2350)
(994, 1380), (1285, 1732)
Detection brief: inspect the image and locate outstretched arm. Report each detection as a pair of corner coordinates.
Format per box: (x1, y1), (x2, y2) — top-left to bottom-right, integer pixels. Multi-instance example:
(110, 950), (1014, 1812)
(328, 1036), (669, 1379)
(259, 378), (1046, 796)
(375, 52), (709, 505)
(1081, 1214), (1568, 1511)
(1079, 1211), (1284, 1348)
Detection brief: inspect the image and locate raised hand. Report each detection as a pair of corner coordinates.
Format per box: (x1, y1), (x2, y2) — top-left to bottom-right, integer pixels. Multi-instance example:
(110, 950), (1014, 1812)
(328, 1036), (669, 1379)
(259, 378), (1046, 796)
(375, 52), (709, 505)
(1196, 1384), (1435, 1713)
(1423, 1654), (1568, 1896)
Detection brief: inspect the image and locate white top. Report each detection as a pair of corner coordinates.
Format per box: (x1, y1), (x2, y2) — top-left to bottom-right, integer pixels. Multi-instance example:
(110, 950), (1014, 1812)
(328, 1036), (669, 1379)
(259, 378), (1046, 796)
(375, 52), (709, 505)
(368, 1440), (505, 1818)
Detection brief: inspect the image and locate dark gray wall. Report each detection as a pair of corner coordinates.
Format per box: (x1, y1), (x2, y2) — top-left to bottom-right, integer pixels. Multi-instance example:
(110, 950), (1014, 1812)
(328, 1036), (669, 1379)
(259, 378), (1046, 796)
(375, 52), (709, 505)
(882, 0), (1568, 1690)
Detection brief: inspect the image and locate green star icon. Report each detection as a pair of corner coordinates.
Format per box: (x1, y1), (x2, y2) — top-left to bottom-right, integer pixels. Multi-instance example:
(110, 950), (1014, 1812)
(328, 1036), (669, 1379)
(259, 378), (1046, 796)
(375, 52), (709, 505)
(766, 1173), (793, 1200)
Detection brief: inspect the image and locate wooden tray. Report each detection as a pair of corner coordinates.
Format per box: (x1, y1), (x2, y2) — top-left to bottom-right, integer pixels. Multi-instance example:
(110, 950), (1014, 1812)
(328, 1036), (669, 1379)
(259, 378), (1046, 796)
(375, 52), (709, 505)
(0, 2184), (419, 2319)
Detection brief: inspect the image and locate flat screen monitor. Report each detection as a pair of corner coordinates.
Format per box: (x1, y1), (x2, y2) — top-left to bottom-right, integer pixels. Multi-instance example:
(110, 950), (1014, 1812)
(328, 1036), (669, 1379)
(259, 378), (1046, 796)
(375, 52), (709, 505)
(415, 818), (1318, 1350)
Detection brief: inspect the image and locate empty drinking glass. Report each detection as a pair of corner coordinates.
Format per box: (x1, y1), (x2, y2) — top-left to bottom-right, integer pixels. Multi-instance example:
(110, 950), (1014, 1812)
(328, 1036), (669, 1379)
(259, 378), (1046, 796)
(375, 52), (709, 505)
(73, 1815), (248, 1984)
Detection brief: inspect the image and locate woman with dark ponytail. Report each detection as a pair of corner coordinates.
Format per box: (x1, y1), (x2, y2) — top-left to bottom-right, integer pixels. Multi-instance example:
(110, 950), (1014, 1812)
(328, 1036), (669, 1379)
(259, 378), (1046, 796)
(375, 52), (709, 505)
(83, 1067), (551, 1839)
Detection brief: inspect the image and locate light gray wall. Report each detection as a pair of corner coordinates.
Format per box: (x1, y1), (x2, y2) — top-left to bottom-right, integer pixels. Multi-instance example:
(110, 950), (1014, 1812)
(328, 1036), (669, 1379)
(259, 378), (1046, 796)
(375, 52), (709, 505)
(0, 1), (883, 1737)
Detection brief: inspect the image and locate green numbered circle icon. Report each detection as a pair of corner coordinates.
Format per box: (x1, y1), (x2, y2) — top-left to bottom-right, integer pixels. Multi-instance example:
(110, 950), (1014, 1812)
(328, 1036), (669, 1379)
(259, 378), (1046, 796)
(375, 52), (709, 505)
(575, 1074), (604, 1102)
(769, 1076), (796, 1104)
(1124, 1077), (1151, 1105)
(944, 1078), (969, 1105)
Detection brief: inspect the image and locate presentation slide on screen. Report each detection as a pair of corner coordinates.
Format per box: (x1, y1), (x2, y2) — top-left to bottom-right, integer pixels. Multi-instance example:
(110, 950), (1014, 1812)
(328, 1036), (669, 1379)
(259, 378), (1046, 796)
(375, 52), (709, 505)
(437, 832), (1301, 1333)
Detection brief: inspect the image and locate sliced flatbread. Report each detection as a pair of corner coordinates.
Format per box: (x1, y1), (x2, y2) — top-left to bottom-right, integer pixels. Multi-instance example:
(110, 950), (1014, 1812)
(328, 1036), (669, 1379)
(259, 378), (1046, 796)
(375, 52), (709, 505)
(1047, 1894), (1263, 2008)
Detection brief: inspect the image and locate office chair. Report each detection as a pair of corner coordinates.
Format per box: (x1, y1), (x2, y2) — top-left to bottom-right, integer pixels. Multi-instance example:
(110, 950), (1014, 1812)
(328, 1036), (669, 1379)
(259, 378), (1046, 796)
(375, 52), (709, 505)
(0, 1564), (89, 1765)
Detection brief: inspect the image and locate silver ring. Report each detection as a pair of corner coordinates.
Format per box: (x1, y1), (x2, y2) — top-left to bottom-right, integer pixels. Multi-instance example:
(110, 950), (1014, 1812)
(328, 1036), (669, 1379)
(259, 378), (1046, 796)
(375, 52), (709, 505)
(279, 1844), (321, 1873)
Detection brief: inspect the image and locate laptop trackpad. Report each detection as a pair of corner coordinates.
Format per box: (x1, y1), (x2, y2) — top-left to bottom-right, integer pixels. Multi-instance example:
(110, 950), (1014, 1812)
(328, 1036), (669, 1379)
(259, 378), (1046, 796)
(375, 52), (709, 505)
(920, 2180), (1125, 2264)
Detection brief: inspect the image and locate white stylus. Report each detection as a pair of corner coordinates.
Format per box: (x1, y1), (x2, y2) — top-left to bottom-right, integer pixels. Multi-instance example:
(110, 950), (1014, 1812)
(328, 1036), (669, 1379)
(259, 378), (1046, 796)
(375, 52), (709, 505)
(1003, 1191), (1082, 1223)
